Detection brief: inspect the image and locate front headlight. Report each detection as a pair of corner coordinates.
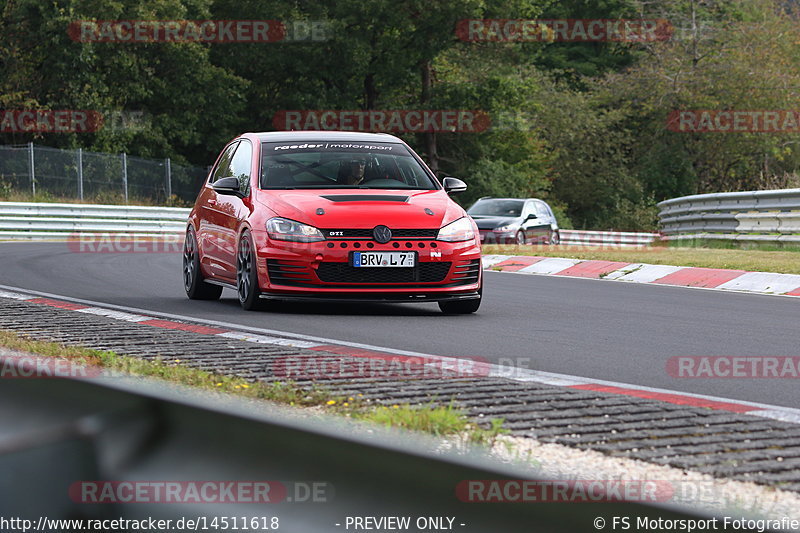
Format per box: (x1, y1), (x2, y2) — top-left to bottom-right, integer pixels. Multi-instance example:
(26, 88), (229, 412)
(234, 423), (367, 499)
(436, 217), (475, 242)
(494, 225), (513, 233)
(266, 217), (325, 242)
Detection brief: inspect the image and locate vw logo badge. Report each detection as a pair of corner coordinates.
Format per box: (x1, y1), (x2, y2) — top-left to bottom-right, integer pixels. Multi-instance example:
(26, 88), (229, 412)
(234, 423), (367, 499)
(373, 225), (392, 243)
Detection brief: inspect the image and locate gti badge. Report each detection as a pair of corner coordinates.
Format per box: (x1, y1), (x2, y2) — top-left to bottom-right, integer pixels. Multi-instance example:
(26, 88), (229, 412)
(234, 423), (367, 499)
(373, 225), (392, 244)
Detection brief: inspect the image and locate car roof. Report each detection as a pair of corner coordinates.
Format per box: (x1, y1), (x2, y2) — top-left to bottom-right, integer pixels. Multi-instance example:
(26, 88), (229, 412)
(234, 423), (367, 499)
(476, 197), (540, 202)
(251, 131), (405, 143)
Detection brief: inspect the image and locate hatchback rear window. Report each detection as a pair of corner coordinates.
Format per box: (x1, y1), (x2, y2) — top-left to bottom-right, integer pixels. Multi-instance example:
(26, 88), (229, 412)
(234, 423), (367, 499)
(260, 141), (438, 190)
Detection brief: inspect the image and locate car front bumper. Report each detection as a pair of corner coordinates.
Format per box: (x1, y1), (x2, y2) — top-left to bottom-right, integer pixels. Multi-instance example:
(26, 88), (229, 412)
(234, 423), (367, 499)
(253, 230), (482, 299)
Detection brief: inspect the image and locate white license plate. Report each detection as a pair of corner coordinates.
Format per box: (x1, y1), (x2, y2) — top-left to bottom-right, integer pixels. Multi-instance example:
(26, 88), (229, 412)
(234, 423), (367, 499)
(353, 252), (415, 268)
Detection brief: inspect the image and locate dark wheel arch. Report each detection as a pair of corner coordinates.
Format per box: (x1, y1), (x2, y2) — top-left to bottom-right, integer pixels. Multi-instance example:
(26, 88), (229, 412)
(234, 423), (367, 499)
(236, 229), (266, 311)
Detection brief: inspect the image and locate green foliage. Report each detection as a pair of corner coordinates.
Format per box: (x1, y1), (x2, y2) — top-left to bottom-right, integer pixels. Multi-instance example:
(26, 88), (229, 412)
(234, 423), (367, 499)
(534, 0), (641, 86)
(0, 0), (247, 163)
(599, 0), (800, 196)
(547, 203), (574, 230)
(356, 401), (508, 444)
(4, 0), (800, 229)
(0, 180), (11, 200)
(459, 158), (548, 206)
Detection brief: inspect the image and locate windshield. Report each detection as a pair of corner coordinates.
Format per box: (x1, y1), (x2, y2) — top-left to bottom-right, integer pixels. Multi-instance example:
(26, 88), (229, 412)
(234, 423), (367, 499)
(467, 199), (524, 217)
(260, 141), (438, 190)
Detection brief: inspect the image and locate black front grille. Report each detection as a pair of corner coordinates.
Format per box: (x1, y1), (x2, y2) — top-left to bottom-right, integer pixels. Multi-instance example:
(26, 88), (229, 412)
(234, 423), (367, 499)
(267, 260), (314, 286)
(316, 262), (452, 284)
(322, 228), (438, 240)
(452, 259), (481, 284)
(395, 229), (439, 238)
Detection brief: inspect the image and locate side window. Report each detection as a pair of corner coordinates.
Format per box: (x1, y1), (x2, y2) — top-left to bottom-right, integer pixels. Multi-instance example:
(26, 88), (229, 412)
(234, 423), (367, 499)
(522, 202), (534, 218)
(209, 142), (239, 184)
(534, 201), (548, 218)
(230, 141), (253, 195)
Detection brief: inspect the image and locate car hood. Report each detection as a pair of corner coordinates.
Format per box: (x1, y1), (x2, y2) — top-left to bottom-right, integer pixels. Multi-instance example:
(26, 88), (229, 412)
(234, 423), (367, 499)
(256, 189), (464, 229)
(469, 215), (519, 230)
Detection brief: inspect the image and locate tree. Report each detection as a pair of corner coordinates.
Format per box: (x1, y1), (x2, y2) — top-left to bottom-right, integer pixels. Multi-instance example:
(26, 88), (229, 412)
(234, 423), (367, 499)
(0, 0), (247, 164)
(602, 0), (800, 195)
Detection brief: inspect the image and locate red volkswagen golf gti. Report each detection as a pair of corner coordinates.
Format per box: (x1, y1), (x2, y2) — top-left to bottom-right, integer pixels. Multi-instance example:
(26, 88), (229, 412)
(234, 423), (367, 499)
(183, 132), (482, 313)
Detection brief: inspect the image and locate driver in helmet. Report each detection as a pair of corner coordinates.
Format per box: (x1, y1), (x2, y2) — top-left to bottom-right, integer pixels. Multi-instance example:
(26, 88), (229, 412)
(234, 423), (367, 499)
(339, 157), (367, 185)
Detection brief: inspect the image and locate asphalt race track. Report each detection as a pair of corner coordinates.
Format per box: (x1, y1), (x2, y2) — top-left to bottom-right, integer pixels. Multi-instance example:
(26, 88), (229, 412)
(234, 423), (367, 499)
(1, 242), (798, 409)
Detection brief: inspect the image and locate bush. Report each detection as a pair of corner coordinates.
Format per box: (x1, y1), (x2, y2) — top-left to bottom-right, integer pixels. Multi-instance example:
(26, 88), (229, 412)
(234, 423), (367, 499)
(0, 179), (12, 200)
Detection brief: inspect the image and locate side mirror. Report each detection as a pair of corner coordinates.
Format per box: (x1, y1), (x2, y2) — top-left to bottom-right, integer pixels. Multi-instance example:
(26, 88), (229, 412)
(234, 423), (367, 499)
(212, 176), (244, 197)
(443, 177), (467, 195)
(526, 213), (538, 220)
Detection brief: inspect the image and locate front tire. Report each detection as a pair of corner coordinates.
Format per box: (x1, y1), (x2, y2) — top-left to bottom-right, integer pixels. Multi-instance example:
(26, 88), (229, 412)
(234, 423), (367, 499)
(549, 230), (560, 245)
(438, 283), (482, 314)
(515, 230), (525, 245)
(237, 230), (264, 311)
(183, 229), (223, 300)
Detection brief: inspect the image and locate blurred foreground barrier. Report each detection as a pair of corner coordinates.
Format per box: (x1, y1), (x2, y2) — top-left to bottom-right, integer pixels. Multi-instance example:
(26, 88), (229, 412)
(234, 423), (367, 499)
(658, 189), (800, 244)
(0, 352), (712, 532)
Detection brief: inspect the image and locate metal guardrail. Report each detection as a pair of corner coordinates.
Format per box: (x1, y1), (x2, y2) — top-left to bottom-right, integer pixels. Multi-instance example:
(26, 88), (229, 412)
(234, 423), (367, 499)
(658, 189), (800, 243)
(0, 203), (663, 247)
(0, 202), (190, 239)
(0, 351), (711, 531)
(559, 229), (658, 247)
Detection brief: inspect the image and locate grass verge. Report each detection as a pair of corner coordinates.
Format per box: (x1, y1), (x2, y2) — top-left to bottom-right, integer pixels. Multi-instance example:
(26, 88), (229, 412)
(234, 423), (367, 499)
(356, 402), (508, 446)
(0, 329), (506, 445)
(664, 238), (800, 253)
(0, 329), (337, 407)
(483, 244), (800, 275)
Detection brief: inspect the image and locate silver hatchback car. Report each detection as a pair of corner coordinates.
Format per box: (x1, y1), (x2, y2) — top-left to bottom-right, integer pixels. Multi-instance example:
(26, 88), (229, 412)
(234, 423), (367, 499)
(467, 197), (560, 245)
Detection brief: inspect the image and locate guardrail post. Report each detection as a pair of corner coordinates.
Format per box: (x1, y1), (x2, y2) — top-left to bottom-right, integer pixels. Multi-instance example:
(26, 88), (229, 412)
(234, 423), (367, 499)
(121, 152), (128, 204)
(165, 157), (172, 198)
(76, 148), (84, 200)
(27, 142), (35, 196)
